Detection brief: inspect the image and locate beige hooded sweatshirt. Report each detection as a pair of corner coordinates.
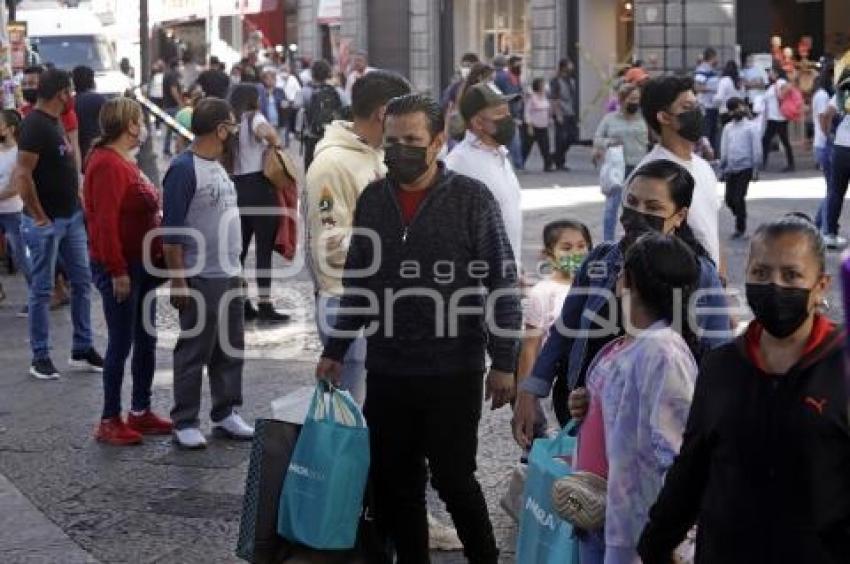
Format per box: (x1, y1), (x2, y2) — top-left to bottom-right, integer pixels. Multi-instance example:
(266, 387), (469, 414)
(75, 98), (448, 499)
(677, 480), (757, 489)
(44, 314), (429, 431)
(305, 120), (385, 295)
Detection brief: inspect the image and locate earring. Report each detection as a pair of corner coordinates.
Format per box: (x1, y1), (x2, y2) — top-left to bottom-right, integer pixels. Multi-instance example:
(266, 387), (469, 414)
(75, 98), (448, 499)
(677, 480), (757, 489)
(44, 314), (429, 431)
(819, 297), (830, 312)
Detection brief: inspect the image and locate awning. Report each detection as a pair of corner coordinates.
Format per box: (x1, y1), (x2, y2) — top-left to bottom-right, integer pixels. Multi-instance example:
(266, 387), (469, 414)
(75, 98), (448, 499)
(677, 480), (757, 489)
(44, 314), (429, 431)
(317, 0), (341, 25)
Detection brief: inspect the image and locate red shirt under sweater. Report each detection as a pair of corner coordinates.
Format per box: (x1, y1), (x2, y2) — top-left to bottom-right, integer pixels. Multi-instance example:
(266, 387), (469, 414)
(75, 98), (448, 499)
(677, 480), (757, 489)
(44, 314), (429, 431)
(396, 186), (430, 225)
(84, 147), (161, 276)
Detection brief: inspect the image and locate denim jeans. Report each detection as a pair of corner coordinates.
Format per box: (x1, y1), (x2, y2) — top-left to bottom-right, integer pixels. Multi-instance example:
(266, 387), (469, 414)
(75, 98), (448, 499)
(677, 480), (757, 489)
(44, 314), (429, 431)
(92, 261), (159, 419)
(826, 145), (850, 237)
(603, 186), (623, 242)
(576, 527), (605, 564)
(814, 144), (833, 232)
(508, 126), (524, 170)
(22, 210), (92, 361)
(0, 211), (32, 284)
(162, 107), (179, 154)
(315, 293), (366, 404)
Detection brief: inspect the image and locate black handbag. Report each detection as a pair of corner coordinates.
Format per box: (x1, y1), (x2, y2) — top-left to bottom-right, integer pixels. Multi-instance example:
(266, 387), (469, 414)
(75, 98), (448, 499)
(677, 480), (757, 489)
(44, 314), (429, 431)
(236, 418), (301, 563)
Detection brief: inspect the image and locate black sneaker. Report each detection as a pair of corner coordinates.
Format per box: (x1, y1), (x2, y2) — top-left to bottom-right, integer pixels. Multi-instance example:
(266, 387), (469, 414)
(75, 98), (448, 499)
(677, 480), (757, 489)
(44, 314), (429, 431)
(257, 302), (290, 324)
(69, 348), (104, 373)
(30, 358), (60, 380)
(244, 300), (258, 321)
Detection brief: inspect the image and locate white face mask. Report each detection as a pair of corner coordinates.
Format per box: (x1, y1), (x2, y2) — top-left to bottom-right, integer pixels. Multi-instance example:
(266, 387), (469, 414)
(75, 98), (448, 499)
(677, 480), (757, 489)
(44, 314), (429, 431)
(460, 66), (471, 80)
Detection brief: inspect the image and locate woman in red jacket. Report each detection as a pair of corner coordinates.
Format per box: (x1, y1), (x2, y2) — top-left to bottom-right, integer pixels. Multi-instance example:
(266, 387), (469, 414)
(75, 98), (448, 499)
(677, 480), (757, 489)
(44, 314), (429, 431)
(84, 97), (172, 445)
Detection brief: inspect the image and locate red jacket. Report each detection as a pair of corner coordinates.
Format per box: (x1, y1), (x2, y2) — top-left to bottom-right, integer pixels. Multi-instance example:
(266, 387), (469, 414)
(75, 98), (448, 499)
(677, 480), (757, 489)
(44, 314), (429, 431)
(84, 147), (161, 276)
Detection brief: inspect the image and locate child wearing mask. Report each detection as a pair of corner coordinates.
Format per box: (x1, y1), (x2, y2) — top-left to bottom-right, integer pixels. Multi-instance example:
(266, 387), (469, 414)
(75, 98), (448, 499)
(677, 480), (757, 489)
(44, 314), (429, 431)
(720, 97), (763, 239)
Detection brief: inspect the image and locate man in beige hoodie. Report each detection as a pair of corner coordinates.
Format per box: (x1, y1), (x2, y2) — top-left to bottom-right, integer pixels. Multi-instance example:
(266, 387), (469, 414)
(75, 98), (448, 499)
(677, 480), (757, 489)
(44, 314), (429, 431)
(306, 70), (410, 404)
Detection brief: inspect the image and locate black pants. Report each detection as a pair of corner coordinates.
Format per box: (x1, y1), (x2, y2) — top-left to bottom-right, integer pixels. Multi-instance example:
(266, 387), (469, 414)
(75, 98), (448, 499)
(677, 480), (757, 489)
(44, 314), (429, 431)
(364, 371), (498, 564)
(725, 169), (752, 234)
(234, 172), (279, 300)
(826, 145), (850, 236)
(303, 136), (319, 171)
(762, 120), (795, 170)
(552, 116), (577, 168)
(704, 108), (720, 156)
(522, 126), (552, 170)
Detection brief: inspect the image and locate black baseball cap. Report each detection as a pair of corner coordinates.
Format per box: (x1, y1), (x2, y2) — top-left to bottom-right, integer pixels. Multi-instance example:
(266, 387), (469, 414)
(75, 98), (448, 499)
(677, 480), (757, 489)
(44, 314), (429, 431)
(459, 82), (519, 121)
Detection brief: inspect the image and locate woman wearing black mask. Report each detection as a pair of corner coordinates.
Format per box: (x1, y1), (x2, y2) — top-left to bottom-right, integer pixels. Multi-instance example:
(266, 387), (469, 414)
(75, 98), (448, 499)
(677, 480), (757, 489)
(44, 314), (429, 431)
(639, 213), (850, 564)
(513, 159), (731, 442)
(593, 83), (650, 241)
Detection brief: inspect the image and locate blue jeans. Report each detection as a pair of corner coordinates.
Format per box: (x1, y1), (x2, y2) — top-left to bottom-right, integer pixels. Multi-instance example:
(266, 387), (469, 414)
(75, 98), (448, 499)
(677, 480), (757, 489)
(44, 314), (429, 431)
(162, 107), (179, 154)
(508, 126), (524, 170)
(315, 293), (367, 404)
(826, 145), (850, 237)
(92, 261), (159, 419)
(576, 527), (605, 564)
(23, 210), (92, 361)
(0, 211), (32, 284)
(815, 143), (834, 232)
(603, 186), (623, 242)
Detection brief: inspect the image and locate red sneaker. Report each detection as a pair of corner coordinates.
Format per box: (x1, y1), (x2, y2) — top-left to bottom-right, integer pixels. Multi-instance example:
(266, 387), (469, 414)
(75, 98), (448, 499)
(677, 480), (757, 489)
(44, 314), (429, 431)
(95, 417), (143, 446)
(127, 410), (174, 435)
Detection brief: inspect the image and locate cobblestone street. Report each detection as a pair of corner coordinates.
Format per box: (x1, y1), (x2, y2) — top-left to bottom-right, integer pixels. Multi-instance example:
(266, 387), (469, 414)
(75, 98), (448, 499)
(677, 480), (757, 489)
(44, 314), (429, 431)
(0, 146), (846, 563)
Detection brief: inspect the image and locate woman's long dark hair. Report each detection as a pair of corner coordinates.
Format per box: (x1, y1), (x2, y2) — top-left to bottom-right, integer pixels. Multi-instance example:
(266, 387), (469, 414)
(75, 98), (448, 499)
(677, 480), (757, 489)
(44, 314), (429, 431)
(229, 83), (260, 123)
(628, 159), (714, 265)
(722, 60), (742, 90)
(624, 233), (701, 357)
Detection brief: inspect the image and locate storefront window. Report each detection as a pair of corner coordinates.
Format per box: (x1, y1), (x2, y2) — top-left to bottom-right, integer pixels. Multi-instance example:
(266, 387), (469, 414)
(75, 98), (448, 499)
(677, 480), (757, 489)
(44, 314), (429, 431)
(454, 0), (529, 64)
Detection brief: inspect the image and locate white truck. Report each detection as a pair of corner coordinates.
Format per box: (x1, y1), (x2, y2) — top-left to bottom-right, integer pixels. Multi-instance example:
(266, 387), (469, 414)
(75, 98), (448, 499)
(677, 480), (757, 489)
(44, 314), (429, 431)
(17, 6), (133, 97)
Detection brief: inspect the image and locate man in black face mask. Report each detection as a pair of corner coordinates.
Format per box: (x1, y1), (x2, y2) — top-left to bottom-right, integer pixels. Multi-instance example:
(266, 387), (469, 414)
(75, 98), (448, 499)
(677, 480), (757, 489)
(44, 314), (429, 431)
(637, 75), (724, 278)
(316, 94), (522, 562)
(446, 82), (523, 265)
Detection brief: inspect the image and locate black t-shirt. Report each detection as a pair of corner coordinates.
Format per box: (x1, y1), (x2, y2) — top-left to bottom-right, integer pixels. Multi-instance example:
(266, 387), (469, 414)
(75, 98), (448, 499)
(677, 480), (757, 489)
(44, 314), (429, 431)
(19, 109), (80, 219)
(162, 70), (182, 108)
(75, 91), (106, 162)
(197, 69), (230, 99)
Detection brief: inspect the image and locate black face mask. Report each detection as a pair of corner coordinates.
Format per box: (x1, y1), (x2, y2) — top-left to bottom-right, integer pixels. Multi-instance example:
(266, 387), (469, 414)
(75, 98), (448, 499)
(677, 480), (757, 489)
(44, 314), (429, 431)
(674, 109), (705, 143)
(620, 206), (667, 244)
(746, 283), (812, 339)
(22, 88), (38, 104)
(625, 103), (640, 114)
(385, 143), (431, 185)
(489, 116), (516, 147)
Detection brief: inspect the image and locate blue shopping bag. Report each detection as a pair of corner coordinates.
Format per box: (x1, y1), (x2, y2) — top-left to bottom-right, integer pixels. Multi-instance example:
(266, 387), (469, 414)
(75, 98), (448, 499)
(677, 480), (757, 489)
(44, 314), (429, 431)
(277, 383), (370, 550)
(516, 424), (579, 564)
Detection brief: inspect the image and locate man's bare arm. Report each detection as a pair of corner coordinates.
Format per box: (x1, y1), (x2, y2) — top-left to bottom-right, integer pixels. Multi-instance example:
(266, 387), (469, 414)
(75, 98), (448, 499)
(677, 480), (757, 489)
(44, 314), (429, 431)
(13, 150), (48, 224)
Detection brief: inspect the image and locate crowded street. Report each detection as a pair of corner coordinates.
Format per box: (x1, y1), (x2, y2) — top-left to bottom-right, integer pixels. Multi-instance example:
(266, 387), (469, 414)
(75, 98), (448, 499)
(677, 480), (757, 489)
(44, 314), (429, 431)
(0, 0), (849, 563)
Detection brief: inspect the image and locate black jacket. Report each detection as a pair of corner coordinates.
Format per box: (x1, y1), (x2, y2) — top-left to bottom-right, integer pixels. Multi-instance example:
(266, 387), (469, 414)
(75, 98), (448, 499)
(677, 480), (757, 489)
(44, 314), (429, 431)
(638, 319), (850, 564)
(322, 164), (521, 376)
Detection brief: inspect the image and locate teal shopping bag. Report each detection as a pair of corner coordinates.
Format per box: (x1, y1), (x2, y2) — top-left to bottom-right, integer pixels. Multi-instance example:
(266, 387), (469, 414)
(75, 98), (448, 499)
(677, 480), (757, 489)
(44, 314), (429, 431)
(277, 383), (370, 550)
(516, 424), (579, 564)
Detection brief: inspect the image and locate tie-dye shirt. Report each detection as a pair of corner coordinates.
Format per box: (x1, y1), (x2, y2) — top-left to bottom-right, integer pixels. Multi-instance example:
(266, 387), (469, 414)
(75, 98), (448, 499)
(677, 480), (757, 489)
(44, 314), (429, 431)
(596, 322), (697, 563)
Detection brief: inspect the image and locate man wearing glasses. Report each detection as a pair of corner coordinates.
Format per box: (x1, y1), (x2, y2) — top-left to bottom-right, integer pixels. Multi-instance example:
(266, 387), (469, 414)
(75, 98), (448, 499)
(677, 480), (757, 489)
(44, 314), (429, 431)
(162, 98), (254, 449)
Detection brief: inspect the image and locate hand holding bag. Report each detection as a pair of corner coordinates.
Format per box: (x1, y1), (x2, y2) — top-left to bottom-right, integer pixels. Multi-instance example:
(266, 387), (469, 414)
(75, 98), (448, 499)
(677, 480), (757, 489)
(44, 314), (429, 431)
(277, 383), (370, 551)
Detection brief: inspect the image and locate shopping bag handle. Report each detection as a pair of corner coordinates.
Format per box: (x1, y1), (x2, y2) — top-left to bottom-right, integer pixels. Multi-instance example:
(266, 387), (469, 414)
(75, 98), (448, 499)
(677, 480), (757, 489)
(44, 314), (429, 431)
(309, 382), (366, 428)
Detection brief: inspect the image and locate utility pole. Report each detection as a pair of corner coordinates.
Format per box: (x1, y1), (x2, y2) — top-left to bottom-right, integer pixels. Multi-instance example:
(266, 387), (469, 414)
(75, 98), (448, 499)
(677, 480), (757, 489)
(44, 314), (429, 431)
(140, 0), (150, 83)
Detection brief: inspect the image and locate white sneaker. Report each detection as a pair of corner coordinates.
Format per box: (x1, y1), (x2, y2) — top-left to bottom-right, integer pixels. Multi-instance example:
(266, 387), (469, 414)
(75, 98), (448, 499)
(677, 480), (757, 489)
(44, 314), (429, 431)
(212, 412), (254, 440)
(173, 427), (207, 449)
(824, 234), (848, 250)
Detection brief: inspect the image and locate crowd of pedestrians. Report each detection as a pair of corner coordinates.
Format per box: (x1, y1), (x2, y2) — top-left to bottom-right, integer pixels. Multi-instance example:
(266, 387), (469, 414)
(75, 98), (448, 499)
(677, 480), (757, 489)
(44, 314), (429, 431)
(0, 38), (849, 564)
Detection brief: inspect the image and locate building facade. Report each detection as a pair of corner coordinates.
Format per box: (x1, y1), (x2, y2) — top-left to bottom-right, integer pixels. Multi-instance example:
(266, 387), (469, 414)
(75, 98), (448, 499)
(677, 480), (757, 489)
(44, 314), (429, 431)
(295, 0), (845, 136)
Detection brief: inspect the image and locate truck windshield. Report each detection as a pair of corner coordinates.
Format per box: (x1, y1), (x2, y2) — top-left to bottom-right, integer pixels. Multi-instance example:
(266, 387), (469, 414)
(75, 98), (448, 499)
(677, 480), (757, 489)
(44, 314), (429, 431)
(30, 35), (116, 72)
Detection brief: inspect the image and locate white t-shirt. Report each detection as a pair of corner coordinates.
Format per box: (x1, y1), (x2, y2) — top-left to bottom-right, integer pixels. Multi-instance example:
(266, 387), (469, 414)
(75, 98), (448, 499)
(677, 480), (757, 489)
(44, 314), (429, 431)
(715, 76), (744, 114)
(694, 63), (720, 110)
(148, 72), (164, 98)
(765, 79), (788, 122)
(525, 278), (571, 346)
(234, 112), (269, 175)
(0, 146), (21, 213)
(812, 89), (831, 149)
(445, 131), (523, 262)
(636, 144), (721, 266)
(830, 95), (850, 148)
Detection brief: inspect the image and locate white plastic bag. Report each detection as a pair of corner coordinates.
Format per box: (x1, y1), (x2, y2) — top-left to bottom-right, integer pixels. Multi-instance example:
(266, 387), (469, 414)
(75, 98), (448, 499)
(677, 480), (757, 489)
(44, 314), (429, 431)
(599, 145), (625, 196)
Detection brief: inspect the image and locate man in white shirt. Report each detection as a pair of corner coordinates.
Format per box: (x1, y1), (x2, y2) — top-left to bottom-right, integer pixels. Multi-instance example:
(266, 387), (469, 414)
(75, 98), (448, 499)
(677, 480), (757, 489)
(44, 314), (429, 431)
(344, 51), (374, 99)
(637, 75), (723, 270)
(446, 83), (523, 265)
(694, 48), (721, 153)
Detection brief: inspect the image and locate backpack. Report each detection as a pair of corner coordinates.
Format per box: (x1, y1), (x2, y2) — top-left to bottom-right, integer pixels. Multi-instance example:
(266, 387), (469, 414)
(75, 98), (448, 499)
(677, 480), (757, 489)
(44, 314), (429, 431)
(780, 85), (804, 121)
(305, 84), (343, 139)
